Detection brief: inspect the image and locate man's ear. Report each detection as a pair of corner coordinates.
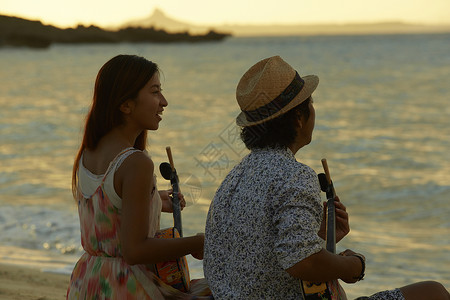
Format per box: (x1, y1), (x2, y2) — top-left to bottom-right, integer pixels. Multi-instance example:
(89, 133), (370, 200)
(120, 100), (134, 114)
(296, 112), (304, 129)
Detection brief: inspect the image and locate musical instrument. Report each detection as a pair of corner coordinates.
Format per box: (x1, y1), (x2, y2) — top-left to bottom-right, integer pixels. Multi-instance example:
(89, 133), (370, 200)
(300, 159), (347, 300)
(154, 146), (191, 292)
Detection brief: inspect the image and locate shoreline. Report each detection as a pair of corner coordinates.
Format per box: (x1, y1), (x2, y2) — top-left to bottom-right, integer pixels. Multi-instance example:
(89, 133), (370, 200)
(0, 263), (69, 299)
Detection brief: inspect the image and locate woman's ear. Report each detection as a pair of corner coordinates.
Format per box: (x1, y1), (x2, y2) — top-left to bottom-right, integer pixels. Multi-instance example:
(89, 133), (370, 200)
(120, 100), (134, 114)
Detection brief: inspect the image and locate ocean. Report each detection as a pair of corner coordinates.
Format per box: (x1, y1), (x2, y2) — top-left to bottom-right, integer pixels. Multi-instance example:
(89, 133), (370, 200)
(1, 33), (449, 298)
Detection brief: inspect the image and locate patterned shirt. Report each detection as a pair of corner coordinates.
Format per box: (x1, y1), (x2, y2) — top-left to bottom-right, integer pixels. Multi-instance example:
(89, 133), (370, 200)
(204, 147), (324, 299)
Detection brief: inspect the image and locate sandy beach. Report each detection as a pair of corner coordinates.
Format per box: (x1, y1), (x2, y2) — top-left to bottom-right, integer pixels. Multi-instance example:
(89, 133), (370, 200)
(0, 263), (69, 300)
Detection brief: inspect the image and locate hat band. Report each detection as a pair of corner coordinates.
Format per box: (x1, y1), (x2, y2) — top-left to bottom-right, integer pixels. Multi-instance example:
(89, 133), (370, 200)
(243, 72), (305, 123)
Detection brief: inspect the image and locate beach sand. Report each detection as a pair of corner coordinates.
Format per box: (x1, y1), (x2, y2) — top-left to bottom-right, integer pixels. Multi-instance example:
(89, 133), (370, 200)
(0, 263), (69, 300)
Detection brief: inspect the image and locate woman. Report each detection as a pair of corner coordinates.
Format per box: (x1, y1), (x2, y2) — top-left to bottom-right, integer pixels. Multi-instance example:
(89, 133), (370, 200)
(203, 56), (449, 299)
(67, 55), (212, 299)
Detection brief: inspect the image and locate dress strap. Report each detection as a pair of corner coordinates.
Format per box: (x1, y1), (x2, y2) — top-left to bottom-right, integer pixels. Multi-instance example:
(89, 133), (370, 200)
(101, 147), (141, 183)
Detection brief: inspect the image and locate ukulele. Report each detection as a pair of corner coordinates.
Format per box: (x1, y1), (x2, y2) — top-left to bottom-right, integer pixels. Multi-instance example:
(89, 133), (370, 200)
(154, 146), (191, 292)
(300, 159), (347, 300)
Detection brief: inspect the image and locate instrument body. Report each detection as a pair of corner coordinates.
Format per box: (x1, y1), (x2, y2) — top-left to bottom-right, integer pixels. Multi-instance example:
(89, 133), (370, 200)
(154, 147), (191, 292)
(300, 159), (347, 300)
(154, 227), (191, 292)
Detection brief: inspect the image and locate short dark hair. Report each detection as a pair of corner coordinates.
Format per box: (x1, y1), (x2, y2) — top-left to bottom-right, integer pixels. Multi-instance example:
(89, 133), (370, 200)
(240, 97), (311, 150)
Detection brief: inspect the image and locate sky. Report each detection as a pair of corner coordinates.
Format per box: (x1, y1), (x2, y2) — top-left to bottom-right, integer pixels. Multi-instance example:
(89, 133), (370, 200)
(2, 0), (450, 28)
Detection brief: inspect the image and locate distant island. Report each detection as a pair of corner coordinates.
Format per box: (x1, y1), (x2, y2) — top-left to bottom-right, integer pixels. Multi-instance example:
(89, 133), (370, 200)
(0, 15), (231, 49)
(2, 9), (449, 49)
(122, 8), (450, 37)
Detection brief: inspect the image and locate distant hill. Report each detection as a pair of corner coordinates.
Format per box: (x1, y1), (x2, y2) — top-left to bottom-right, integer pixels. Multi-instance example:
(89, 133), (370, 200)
(0, 14), (230, 48)
(2, 10), (449, 50)
(120, 8), (209, 34)
(122, 8), (450, 37)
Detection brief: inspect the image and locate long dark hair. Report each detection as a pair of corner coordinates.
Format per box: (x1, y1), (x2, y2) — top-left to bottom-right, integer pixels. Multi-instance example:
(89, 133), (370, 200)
(72, 55), (159, 197)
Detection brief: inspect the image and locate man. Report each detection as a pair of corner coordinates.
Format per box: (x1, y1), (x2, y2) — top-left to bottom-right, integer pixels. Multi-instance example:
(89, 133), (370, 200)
(203, 56), (449, 300)
(203, 56), (362, 299)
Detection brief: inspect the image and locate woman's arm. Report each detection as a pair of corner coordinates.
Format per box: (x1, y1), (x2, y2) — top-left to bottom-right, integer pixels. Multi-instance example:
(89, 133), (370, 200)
(117, 152), (203, 265)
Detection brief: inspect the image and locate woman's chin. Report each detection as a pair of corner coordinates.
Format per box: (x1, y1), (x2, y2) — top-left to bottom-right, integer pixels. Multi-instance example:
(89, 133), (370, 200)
(150, 123), (160, 131)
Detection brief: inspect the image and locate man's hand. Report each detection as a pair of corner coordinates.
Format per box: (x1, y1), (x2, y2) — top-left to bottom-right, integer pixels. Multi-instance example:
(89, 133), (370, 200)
(318, 195), (350, 243)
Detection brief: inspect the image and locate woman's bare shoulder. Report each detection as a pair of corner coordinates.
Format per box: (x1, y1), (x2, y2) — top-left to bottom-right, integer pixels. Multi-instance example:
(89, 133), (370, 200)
(118, 150), (154, 175)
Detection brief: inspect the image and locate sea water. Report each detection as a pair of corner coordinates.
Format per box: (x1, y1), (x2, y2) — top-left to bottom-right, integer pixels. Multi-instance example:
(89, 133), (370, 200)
(0, 33), (449, 298)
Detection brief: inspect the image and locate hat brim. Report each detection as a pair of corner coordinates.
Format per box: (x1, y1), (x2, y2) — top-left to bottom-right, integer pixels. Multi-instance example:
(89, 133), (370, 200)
(236, 75), (319, 127)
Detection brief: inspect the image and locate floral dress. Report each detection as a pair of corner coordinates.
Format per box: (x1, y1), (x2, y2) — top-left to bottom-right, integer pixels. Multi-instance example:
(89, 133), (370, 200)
(67, 148), (212, 299)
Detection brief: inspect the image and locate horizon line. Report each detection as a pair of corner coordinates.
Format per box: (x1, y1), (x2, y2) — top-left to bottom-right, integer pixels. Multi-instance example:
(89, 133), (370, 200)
(3, 13), (450, 30)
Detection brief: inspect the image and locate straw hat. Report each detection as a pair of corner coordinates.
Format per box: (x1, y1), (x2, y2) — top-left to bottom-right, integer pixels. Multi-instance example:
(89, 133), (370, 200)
(236, 56), (319, 127)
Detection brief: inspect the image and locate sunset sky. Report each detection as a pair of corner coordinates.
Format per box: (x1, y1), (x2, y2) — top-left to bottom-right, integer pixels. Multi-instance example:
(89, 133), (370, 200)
(2, 0), (449, 28)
